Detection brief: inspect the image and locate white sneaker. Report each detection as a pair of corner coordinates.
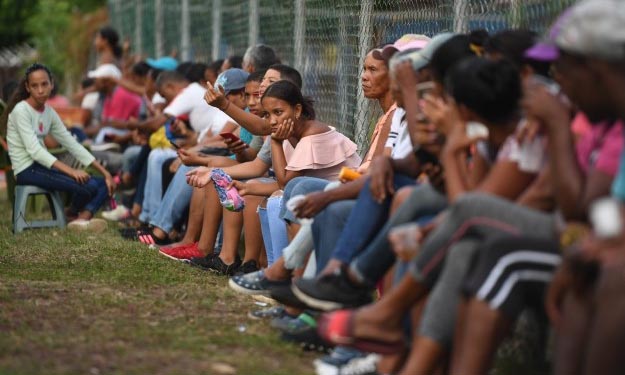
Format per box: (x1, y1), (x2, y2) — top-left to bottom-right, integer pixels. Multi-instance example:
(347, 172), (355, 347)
(90, 143), (121, 152)
(101, 205), (130, 221)
(67, 218), (108, 233)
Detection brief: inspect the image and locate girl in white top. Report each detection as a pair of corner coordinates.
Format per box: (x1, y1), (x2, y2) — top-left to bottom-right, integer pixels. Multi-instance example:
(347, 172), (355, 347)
(0, 63), (115, 232)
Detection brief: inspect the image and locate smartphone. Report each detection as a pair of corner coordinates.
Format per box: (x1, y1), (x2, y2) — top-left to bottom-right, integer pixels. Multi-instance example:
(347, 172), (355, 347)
(220, 132), (241, 143)
(169, 140), (180, 149)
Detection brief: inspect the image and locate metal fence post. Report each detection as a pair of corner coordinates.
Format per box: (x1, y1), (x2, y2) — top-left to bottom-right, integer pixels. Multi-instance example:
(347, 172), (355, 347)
(337, 6), (349, 136)
(355, 0), (373, 152)
(134, 0), (143, 56)
(453, 0), (468, 33)
(212, 0), (222, 61)
(181, 0), (191, 60)
(294, 0), (305, 71)
(155, 0), (164, 57)
(249, 0), (259, 48)
(113, 0), (121, 31)
(510, 0), (522, 28)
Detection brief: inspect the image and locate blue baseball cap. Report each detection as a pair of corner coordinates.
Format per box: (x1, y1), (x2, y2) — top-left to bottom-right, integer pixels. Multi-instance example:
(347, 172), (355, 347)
(215, 68), (250, 95)
(146, 56), (179, 71)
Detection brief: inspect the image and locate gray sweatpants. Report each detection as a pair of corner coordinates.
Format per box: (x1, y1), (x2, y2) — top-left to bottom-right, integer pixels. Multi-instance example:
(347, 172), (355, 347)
(414, 192), (556, 347)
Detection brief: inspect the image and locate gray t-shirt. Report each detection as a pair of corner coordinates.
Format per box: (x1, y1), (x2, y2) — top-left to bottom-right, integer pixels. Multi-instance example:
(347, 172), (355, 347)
(249, 135), (264, 151)
(257, 137), (272, 165)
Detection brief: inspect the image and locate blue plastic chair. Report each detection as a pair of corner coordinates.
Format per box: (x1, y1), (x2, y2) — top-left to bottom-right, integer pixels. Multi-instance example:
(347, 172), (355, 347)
(13, 185), (66, 233)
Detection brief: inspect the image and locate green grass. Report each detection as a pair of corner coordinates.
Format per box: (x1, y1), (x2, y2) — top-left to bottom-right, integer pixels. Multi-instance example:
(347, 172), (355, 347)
(0, 189), (316, 375)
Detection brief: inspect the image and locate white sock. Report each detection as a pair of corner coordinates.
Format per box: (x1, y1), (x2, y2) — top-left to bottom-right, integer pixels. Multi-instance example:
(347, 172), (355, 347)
(283, 222), (314, 269)
(283, 181), (342, 269)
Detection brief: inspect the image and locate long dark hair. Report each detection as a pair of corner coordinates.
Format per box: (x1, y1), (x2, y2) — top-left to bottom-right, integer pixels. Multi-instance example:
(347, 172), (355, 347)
(262, 80), (315, 120)
(0, 63), (52, 138)
(445, 57), (521, 124)
(99, 26), (122, 59)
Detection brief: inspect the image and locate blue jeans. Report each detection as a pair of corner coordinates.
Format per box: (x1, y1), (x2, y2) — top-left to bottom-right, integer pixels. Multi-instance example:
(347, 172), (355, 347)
(139, 148), (177, 222)
(149, 164), (194, 233)
(280, 176), (331, 223)
(324, 174), (416, 264)
(122, 145), (143, 173)
(312, 199), (357, 271)
(259, 196), (289, 265)
(16, 162), (108, 214)
(350, 183), (448, 286)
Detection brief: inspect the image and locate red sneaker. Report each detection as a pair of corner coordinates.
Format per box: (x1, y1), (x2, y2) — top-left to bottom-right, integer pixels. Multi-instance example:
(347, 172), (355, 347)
(159, 243), (203, 261)
(159, 241), (198, 252)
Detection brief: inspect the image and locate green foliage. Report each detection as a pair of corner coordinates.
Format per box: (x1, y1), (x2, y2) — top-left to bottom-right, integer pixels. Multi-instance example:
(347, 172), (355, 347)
(24, 0), (107, 92)
(0, 0), (38, 48)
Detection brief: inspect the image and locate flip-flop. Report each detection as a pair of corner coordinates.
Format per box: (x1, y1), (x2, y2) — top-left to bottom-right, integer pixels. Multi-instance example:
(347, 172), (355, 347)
(137, 229), (172, 246)
(119, 226), (148, 239)
(317, 309), (405, 355)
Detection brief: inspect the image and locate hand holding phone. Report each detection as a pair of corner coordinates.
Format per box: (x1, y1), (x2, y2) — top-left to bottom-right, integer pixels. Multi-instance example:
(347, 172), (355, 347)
(219, 132), (241, 143)
(221, 132), (248, 154)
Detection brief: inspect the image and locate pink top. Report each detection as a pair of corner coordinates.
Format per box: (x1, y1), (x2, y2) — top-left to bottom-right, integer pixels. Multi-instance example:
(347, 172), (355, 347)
(102, 86), (142, 121)
(283, 129), (362, 181)
(359, 103), (397, 172)
(575, 113), (623, 176)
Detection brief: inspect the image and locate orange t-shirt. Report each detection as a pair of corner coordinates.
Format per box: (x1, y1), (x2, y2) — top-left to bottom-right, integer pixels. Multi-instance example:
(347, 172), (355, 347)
(358, 103), (397, 173)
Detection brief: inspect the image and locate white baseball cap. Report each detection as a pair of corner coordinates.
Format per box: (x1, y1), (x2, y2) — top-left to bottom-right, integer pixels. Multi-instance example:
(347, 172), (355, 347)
(87, 64), (122, 80)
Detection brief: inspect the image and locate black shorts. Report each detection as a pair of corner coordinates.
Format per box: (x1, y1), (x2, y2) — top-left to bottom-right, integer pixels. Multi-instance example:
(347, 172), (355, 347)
(463, 235), (560, 319)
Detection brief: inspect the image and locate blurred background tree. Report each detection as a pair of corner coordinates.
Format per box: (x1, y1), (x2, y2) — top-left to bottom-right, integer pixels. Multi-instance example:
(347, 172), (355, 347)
(0, 0), (39, 48)
(0, 0), (108, 95)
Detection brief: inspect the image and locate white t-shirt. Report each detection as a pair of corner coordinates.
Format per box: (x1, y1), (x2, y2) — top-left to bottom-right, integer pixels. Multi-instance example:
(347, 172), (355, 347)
(81, 92), (100, 111)
(152, 92), (166, 105)
(385, 107), (414, 159)
(164, 82), (235, 135)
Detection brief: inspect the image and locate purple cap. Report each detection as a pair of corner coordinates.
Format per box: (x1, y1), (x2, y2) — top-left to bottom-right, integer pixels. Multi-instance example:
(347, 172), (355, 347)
(524, 42), (559, 61)
(524, 7), (573, 62)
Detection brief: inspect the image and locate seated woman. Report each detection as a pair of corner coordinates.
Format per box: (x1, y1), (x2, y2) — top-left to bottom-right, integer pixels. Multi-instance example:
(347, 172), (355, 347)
(184, 80), (360, 275)
(158, 67), (304, 271)
(1, 63), (115, 232)
(311, 56), (545, 373)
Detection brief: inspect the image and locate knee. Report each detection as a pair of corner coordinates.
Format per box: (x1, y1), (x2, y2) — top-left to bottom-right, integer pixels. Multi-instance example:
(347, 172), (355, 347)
(284, 176), (308, 195)
(391, 186), (415, 213)
(448, 192), (491, 221)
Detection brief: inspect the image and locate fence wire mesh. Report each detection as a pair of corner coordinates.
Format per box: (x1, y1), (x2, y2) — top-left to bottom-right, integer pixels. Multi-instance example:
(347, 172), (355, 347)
(108, 0), (575, 153)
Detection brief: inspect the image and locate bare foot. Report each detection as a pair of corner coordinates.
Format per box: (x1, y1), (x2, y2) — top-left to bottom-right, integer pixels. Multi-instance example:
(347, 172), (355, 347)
(263, 258), (292, 281)
(352, 302), (405, 344)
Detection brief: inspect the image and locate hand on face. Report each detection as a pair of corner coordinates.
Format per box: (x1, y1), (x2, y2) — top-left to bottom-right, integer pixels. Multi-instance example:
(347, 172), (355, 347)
(522, 81), (572, 132)
(271, 118), (294, 141)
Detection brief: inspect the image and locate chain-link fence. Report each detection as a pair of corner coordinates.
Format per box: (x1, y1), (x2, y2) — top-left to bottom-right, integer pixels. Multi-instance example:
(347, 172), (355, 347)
(108, 0), (574, 153)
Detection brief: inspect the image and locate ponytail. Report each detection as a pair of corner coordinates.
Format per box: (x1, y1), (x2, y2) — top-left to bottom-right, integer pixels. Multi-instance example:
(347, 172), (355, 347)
(0, 63), (53, 138)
